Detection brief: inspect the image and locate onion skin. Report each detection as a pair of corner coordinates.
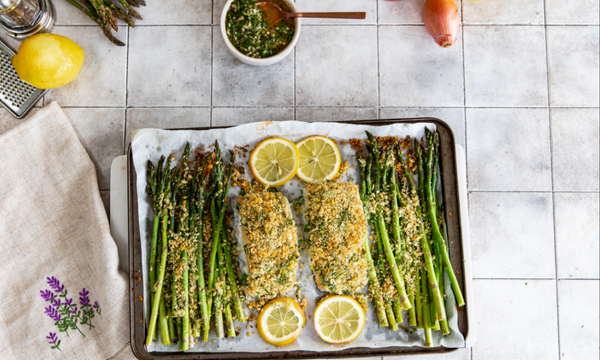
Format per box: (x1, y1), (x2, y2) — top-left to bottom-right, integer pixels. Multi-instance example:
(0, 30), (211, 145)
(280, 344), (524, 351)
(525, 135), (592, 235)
(424, 0), (460, 48)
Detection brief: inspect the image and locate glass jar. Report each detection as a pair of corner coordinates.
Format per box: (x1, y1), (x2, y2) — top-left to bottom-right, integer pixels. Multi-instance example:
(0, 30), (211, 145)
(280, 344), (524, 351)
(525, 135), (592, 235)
(0, 0), (42, 30)
(0, 0), (55, 39)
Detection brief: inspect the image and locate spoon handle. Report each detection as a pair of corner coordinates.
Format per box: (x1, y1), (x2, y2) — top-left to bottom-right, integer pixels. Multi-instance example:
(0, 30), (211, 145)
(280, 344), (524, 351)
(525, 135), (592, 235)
(286, 12), (366, 19)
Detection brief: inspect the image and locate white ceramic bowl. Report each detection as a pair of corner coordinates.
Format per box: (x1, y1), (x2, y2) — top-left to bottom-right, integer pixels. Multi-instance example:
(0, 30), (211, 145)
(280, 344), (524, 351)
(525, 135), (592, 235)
(220, 0), (301, 66)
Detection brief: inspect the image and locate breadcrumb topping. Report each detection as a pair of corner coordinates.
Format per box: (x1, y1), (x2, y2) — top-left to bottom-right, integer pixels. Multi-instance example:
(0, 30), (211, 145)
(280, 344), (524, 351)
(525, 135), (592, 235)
(237, 184), (299, 301)
(305, 182), (368, 295)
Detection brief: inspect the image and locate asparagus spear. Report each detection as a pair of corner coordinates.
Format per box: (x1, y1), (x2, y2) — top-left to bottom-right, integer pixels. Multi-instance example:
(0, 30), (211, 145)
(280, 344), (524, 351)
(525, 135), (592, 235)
(219, 230), (236, 338)
(116, 0), (142, 19)
(192, 156), (212, 342)
(177, 143), (192, 351)
(392, 175), (419, 327)
(414, 268), (423, 328)
(386, 301), (398, 331)
(146, 160), (159, 313)
(420, 268), (433, 347)
(187, 154), (211, 339)
(414, 141), (445, 332)
(206, 143), (224, 295)
(357, 154), (389, 327)
(421, 130), (465, 307)
(213, 231), (225, 339)
(145, 155), (174, 346)
(221, 224), (245, 322)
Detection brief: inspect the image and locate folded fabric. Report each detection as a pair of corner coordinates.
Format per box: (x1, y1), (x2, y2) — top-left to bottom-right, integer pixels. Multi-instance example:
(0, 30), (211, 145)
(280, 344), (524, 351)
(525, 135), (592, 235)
(0, 103), (135, 360)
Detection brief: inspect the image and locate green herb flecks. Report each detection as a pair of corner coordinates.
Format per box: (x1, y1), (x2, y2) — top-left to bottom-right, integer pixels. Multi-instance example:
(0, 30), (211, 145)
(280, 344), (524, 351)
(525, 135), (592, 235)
(226, 0), (295, 58)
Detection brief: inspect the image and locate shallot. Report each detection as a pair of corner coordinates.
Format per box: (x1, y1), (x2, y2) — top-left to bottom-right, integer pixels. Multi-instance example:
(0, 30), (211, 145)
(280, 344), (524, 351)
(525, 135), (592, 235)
(423, 0), (460, 48)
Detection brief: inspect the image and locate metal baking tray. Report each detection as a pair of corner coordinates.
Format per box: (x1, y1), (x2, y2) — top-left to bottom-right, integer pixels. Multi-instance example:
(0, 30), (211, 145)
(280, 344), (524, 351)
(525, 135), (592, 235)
(128, 118), (473, 359)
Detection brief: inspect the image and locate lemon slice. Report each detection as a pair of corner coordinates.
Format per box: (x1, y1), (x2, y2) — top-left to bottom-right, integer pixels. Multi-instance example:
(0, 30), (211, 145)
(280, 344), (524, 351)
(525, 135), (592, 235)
(296, 136), (341, 183)
(257, 297), (306, 346)
(249, 137), (299, 187)
(313, 295), (365, 344)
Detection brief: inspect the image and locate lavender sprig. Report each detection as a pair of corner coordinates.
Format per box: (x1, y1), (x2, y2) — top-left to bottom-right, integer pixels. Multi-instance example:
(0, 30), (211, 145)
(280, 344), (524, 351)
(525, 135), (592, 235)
(47, 276), (65, 292)
(41, 277), (86, 337)
(78, 288), (97, 329)
(46, 332), (61, 351)
(44, 306), (62, 322)
(93, 301), (102, 317)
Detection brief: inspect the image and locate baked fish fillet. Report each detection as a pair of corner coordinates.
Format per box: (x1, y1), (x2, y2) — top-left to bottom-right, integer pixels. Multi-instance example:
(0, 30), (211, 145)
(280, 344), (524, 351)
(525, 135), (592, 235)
(305, 182), (368, 294)
(237, 187), (299, 300)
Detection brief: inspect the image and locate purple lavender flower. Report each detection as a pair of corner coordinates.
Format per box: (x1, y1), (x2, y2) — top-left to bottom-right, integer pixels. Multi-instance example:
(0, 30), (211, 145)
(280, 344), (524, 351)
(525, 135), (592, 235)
(46, 277), (64, 292)
(44, 306), (61, 322)
(46, 332), (57, 343)
(46, 332), (61, 351)
(52, 298), (62, 308)
(40, 290), (54, 302)
(70, 306), (78, 315)
(78, 288), (90, 307)
(64, 298), (73, 307)
(93, 300), (102, 317)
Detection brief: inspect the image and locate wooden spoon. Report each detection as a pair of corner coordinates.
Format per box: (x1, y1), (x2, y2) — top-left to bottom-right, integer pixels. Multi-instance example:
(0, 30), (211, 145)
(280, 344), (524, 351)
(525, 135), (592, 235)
(256, 2), (366, 27)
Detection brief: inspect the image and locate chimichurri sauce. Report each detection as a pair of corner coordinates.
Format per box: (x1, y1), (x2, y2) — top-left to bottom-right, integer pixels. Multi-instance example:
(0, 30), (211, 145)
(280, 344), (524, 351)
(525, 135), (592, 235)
(226, 0), (295, 59)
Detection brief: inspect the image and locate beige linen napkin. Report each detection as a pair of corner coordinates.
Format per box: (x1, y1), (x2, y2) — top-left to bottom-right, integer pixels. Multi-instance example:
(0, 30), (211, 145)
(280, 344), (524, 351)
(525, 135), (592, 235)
(0, 103), (136, 360)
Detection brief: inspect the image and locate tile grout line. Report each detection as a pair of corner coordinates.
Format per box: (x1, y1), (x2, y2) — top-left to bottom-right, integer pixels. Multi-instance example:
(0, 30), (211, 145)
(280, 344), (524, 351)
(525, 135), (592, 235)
(210, 0), (215, 127)
(542, 2), (562, 357)
(49, 105), (600, 109)
(376, 0), (381, 119)
(461, 1), (469, 198)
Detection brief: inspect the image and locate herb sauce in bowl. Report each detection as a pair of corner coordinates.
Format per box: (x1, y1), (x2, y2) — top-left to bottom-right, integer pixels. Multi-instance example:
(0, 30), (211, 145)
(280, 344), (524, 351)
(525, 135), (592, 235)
(225, 0), (295, 59)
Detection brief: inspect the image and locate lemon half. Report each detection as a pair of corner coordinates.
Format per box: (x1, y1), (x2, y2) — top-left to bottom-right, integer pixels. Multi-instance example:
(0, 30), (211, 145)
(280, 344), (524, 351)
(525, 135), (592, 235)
(296, 136), (341, 184)
(313, 295), (365, 344)
(249, 137), (299, 187)
(257, 297), (306, 346)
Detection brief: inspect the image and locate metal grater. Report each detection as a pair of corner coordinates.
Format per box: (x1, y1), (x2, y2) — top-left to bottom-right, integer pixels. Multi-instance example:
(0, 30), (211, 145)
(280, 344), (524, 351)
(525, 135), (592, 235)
(0, 38), (46, 118)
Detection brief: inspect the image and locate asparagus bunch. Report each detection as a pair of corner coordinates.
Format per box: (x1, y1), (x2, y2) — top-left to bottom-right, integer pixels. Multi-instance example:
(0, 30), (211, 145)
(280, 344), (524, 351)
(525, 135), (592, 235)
(357, 130), (465, 347)
(145, 141), (246, 348)
(357, 133), (413, 332)
(64, 0), (145, 46)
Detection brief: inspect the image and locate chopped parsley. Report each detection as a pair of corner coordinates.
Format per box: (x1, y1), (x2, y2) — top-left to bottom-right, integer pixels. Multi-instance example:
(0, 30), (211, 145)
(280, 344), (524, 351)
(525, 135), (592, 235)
(226, 0), (295, 59)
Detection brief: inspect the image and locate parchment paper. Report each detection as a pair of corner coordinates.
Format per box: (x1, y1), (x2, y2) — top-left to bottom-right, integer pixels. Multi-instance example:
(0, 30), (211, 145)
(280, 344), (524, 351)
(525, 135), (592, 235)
(131, 121), (465, 353)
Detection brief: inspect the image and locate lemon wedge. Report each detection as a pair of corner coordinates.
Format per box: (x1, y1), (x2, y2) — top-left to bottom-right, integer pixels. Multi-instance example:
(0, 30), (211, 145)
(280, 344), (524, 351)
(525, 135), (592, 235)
(249, 137), (299, 187)
(296, 136), (341, 183)
(257, 297), (305, 346)
(313, 295), (365, 344)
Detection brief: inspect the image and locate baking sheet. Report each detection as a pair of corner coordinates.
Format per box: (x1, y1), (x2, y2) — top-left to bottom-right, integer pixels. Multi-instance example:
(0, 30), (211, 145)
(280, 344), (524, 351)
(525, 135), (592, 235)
(131, 121), (465, 353)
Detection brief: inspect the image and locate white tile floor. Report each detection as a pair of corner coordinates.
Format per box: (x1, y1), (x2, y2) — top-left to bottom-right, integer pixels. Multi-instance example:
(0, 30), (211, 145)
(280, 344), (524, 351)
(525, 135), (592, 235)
(1, 1), (598, 359)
